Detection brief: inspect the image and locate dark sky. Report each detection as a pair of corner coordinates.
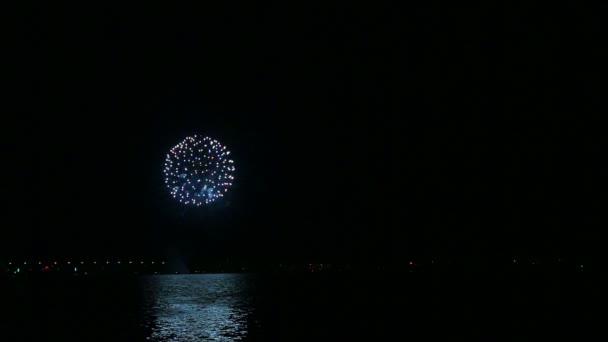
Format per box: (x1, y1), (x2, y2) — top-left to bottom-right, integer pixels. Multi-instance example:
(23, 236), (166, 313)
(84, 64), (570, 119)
(5, 3), (606, 260)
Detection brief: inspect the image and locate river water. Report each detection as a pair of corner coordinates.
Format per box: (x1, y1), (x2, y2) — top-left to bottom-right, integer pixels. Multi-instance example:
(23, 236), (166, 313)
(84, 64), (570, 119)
(1, 272), (601, 340)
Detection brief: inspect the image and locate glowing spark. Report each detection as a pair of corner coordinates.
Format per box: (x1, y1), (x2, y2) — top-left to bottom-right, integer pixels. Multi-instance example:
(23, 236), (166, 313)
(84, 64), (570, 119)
(164, 136), (235, 206)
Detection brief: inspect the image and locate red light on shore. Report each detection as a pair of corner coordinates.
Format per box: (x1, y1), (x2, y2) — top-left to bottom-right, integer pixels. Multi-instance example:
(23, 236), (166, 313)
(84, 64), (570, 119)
(44, 266), (49, 270)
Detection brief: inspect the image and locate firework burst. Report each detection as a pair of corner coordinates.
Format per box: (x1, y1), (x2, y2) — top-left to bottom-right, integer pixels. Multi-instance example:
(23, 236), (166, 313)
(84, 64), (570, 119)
(164, 135), (235, 206)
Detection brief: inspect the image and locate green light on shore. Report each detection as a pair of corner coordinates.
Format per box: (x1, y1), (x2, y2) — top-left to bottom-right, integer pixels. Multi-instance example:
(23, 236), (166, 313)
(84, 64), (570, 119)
(74, 267), (77, 272)
(16, 268), (20, 273)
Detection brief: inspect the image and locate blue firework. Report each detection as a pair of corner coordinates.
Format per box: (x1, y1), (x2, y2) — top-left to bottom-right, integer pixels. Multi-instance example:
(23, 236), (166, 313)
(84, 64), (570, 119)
(164, 135), (235, 206)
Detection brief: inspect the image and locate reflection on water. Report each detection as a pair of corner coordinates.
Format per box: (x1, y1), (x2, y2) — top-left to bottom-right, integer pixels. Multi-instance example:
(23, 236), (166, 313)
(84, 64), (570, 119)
(141, 274), (258, 341)
(3, 272), (595, 340)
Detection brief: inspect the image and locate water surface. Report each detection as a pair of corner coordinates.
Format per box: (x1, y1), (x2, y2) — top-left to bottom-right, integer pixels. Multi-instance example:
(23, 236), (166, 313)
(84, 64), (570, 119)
(1, 272), (600, 340)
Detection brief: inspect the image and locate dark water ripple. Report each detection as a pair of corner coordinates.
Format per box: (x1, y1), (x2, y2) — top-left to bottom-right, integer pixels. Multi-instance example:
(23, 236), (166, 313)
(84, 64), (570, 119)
(1, 271), (602, 340)
(140, 274), (256, 341)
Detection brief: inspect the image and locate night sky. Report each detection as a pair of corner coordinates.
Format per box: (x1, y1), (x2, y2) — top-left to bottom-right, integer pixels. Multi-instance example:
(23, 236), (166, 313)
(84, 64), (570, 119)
(5, 3), (605, 261)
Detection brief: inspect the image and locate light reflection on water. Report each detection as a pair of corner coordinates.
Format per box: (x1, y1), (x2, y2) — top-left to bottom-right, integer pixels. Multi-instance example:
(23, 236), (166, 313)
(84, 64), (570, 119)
(141, 274), (257, 341)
